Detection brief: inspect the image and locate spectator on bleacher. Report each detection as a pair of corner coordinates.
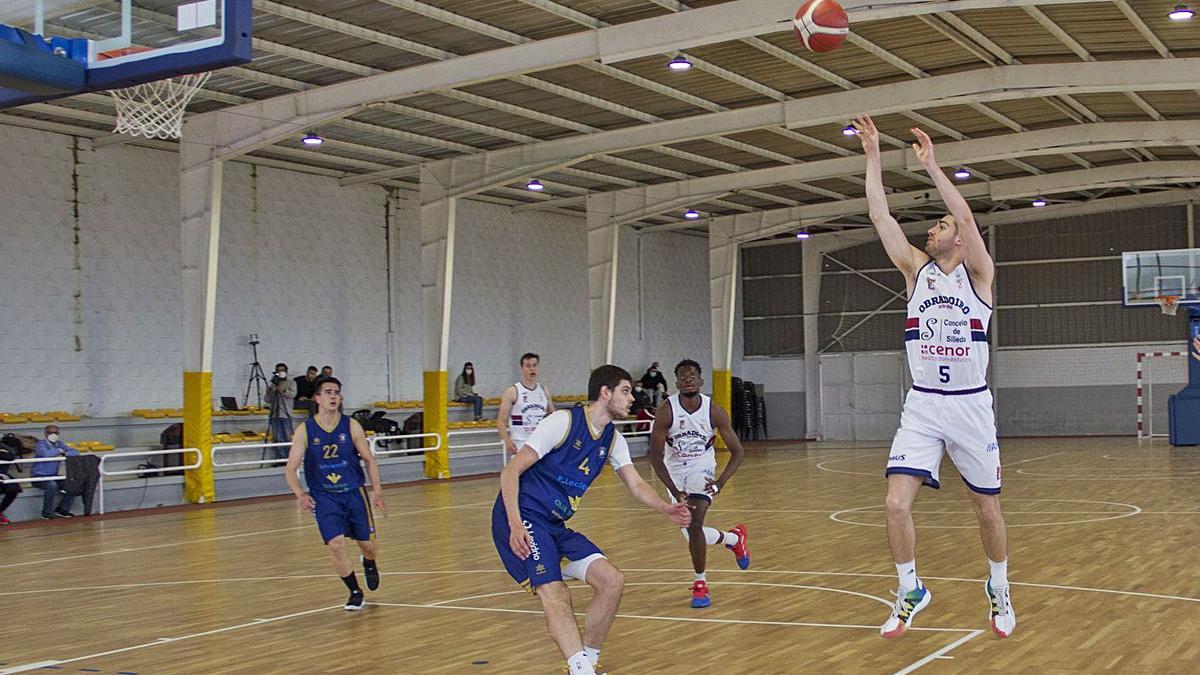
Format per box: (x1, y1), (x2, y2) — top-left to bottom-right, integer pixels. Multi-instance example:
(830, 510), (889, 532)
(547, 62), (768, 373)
(294, 365), (319, 413)
(631, 380), (654, 415)
(0, 444), (21, 524)
(266, 363), (297, 459)
(322, 365), (334, 378)
(33, 425), (79, 519)
(454, 361), (485, 422)
(640, 362), (669, 406)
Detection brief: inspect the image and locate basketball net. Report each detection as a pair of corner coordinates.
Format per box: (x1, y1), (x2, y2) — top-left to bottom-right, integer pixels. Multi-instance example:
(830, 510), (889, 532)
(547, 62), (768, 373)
(109, 71), (211, 140)
(1154, 295), (1180, 316)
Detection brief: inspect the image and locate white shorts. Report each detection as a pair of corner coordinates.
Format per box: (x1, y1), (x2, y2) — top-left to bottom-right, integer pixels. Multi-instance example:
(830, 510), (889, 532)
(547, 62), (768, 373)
(665, 457), (717, 502)
(886, 388), (1000, 494)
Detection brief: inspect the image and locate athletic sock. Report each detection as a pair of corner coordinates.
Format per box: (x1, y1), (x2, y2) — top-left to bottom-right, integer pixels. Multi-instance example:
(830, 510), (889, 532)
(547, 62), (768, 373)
(896, 560), (918, 593)
(567, 650), (595, 674)
(583, 646), (600, 666)
(694, 571), (706, 582)
(988, 558), (1009, 588)
(341, 573), (361, 593)
(721, 529), (740, 548)
(362, 556), (378, 570)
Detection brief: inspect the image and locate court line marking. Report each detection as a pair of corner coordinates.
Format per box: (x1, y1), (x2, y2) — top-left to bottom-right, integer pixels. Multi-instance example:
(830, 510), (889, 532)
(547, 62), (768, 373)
(0, 604), (340, 675)
(0, 500), (495, 569)
(893, 630), (985, 675)
(815, 451), (1066, 479)
(1015, 469), (1200, 480)
(372, 601), (977, 634)
(426, 580), (896, 610)
(830, 499), (1143, 529)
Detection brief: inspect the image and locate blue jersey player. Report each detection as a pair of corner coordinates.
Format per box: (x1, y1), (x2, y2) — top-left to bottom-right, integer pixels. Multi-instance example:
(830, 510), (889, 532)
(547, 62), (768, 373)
(285, 377), (388, 610)
(493, 365), (691, 675)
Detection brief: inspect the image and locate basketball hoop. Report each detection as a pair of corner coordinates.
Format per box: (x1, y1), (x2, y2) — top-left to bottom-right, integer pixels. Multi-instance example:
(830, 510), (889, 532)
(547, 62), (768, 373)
(1154, 295), (1180, 316)
(101, 46), (209, 140)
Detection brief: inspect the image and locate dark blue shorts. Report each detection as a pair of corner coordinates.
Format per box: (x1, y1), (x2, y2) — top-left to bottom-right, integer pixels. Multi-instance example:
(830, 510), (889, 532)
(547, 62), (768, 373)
(312, 487), (375, 544)
(491, 498), (601, 590)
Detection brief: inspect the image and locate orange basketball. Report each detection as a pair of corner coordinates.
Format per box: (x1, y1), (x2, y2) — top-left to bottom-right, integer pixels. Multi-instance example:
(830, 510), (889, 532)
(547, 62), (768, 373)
(793, 0), (850, 53)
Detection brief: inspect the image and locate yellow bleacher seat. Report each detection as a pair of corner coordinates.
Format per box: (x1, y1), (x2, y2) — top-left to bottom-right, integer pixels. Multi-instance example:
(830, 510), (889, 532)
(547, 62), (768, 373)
(447, 421), (468, 429)
(27, 413), (55, 422)
(143, 411), (168, 419)
(449, 401), (468, 407)
(49, 411), (82, 422)
(484, 397), (501, 405)
(1, 414), (30, 424)
(132, 408), (153, 415)
(212, 409), (229, 417)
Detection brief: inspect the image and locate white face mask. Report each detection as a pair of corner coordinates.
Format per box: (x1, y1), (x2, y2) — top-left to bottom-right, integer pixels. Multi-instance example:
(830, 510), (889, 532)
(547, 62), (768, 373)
(276, 371), (287, 378)
(47, 433), (60, 443)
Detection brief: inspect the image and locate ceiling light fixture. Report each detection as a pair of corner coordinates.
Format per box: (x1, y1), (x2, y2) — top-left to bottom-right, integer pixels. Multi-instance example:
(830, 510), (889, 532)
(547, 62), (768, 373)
(301, 132), (323, 146)
(842, 124), (859, 136)
(1031, 197), (1047, 207)
(668, 55), (693, 71)
(684, 209), (701, 220)
(1169, 3), (1194, 20)
(526, 179), (544, 191)
(953, 167), (971, 180)
(796, 230), (811, 240)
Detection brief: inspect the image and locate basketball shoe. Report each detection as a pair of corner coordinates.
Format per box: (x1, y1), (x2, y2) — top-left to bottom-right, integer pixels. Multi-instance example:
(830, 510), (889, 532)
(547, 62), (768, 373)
(690, 579), (711, 608)
(362, 555), (380, 591)
(344, 590), (365, 611)
(880, 583), (931, 638)
(986, 581), (1016, 637)
(727, 524), (750, 569)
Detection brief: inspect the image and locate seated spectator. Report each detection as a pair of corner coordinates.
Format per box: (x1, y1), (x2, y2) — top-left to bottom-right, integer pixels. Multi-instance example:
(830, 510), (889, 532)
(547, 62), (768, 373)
(631, 380), (654, 415)
(0, 444), (21, 525)
(454, 361), (485, 421)
(33, 425), (80, 519)
(294, 365), (319, 413)
(640, 361), (669, 406)
(321, 365), (334, 378)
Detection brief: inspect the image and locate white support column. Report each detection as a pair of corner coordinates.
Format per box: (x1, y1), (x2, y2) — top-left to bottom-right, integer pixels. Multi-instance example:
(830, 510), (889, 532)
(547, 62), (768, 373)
(418, 164), (458, 479)
(180, 114), (222, 503)
(802, 241), (823, 440)
(586, 192), (627, 368)
(709, 219), (739, 425)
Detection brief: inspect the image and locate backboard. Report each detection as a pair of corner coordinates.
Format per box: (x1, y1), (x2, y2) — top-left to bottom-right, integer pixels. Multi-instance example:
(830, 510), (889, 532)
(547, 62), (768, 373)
(1122, 248), (1200, 307)
(0, 0), (250, 108)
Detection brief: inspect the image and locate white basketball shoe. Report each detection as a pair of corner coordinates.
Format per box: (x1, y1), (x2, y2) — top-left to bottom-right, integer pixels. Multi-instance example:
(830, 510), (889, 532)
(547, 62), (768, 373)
(987, 580), (1017, 637)
(880, 582), (932, 639)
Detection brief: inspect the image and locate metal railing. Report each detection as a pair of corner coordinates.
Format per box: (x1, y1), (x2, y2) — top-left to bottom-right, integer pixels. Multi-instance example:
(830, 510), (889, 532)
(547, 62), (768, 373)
(212, 441), (291, 468)
(1, 456), (68, 485)
(95, 447), (202, 515)
(369, 432), (442, 458)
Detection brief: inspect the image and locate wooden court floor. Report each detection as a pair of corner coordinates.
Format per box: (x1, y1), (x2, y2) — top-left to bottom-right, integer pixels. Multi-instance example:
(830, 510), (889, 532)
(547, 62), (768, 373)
(2, 437), (1199, 674)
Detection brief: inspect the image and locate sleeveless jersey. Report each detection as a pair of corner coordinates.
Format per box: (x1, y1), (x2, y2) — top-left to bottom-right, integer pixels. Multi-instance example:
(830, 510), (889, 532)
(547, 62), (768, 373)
(518, 406), (616, 522)
(905, 260), (992, 392)
(665, 393), (716, 466)
(303, 414), (364, 493)
(509, 381), (550, 445)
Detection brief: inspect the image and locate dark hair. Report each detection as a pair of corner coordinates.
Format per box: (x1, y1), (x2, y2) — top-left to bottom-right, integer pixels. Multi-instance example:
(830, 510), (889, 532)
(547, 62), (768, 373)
(274, 363), (287, 372)
(460, 362), (475, 386)
(588, 364), (632, 401)
(321, 365), (333, 371)
(306, 366), (318, 373)
(520, 352), (539, 366)
(674, 359), (702, 377)
(313, 376), (342, 394)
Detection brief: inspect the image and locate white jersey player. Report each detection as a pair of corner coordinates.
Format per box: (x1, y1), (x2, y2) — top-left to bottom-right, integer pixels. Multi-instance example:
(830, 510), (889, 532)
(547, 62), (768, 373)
(649, 359), (751, 609)
(498, 352), (555, 456)
(856, 115), (1015, 640)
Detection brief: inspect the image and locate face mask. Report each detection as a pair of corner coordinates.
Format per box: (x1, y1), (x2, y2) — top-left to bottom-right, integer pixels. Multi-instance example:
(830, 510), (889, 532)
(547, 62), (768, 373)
(466, 369), (473, 374)
(47, 433), (59, 443)
(276, 371), (286, 377)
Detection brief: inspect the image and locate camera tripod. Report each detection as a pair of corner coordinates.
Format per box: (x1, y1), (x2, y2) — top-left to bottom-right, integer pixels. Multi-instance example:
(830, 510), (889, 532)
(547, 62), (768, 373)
(244, 334), (269, 410)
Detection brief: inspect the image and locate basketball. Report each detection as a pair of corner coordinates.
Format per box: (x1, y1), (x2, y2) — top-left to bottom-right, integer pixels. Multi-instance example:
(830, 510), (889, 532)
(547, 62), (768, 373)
(793, 0), (850, 53)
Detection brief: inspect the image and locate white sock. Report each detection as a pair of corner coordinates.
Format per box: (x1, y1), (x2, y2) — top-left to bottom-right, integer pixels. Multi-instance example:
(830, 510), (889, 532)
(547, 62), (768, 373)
(896, 560), (918, 592)
(583, 646), (600, 666)
(567, 651), (595, 675)
(694, 571), (706, 582)
(718, 528), (739, 547)
(989, 559), (1009, 588)
(702, 527), (721, 546)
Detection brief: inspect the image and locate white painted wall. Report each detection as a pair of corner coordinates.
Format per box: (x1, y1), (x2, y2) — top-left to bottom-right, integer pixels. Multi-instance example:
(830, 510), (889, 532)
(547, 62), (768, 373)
(0, 124), (713, 415)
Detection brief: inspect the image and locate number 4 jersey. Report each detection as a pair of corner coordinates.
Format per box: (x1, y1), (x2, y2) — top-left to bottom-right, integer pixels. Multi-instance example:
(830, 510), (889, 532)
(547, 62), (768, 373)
(905, 260), (992, 393)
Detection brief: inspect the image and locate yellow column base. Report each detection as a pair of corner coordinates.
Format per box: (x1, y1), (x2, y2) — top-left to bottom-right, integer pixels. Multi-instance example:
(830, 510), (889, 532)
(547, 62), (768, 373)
(183, 371), (214, 503)
(712, 369), (733, 450)
(423, 371), (450, 479)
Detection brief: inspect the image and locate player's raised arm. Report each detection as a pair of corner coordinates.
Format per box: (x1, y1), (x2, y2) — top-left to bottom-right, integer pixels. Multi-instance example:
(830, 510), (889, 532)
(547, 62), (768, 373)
(648, 400), (683, 501)
(911, 127), (994, 286)
(855, 115), (926, 279)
